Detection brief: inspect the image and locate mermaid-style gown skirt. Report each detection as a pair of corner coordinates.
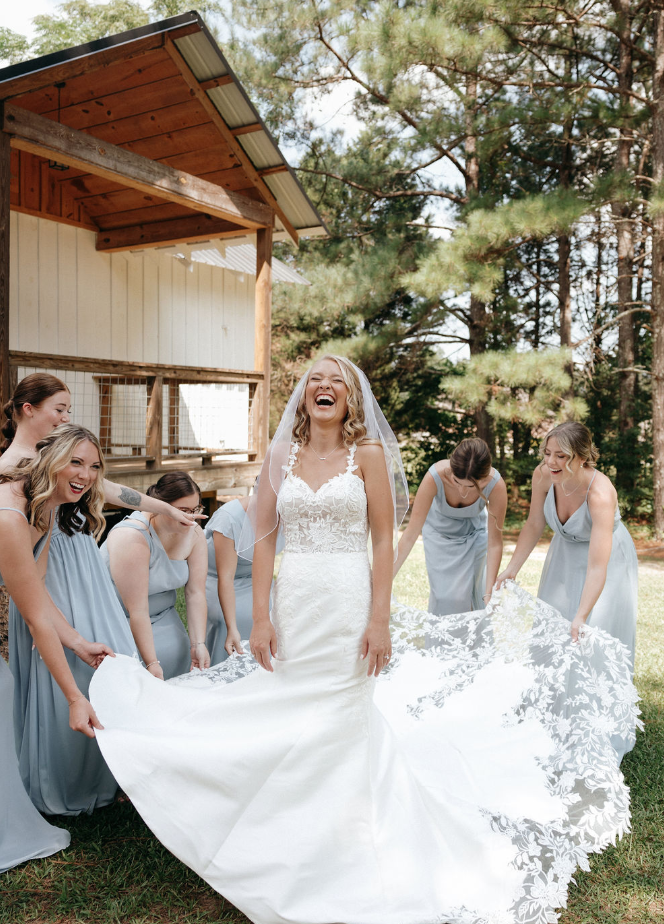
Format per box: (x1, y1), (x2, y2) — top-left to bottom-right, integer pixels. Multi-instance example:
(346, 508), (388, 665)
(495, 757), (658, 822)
(91, 463), (639, 924)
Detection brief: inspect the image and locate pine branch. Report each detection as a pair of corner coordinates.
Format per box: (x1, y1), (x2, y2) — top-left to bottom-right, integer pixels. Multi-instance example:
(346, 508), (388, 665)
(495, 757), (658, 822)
(572, 306), (652, 347)
(294, 166), (468, 205)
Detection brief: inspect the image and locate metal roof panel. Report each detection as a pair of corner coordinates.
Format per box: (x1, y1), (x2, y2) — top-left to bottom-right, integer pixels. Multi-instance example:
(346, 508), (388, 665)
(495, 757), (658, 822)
(207, 84), (256, 130)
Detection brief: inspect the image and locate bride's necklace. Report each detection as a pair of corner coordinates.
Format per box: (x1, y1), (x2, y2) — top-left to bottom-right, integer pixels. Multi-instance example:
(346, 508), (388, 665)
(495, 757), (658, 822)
(308, 440), (343, 461)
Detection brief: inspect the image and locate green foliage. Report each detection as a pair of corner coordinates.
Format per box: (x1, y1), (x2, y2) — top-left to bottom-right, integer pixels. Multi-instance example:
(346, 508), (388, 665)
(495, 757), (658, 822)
(408, 190), (591, 303)
(442, 348), (587, 427)
(30, 0), (149, 56)
(0, 28), (30, 65)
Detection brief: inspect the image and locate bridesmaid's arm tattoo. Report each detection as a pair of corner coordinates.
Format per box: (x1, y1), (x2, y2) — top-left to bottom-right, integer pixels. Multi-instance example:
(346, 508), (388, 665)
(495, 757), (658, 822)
(118, 487), (141, 508)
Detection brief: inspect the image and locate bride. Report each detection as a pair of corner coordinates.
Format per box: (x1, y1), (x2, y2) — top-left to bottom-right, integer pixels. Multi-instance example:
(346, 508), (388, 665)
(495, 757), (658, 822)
(91, 355), (638, 924)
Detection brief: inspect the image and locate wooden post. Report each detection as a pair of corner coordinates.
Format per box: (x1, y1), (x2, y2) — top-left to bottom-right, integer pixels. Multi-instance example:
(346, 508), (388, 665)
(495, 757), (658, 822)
(167, 380), (180, 455)
(145, 375), (163, 469)
(98, 382), (112, 452)
(254, 225), (273, 460)
(0, 106), (11, 411)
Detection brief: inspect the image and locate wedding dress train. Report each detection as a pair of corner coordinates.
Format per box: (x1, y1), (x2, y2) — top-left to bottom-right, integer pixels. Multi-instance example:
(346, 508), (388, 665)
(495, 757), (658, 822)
(90, 446), (638, 924)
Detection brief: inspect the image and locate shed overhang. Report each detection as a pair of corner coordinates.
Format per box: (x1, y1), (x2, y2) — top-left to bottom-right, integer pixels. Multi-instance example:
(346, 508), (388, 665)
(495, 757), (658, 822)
(0, 12), (327, 250)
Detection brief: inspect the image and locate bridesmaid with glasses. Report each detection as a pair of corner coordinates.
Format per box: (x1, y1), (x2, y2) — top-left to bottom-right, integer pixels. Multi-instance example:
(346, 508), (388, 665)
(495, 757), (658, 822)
(102, 473), (210, 680)
(394, 438), (507, 615)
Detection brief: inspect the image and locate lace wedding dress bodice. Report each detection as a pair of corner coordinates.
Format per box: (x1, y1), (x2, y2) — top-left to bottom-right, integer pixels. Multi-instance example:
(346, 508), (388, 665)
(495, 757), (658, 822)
(277, 443), (369, 554)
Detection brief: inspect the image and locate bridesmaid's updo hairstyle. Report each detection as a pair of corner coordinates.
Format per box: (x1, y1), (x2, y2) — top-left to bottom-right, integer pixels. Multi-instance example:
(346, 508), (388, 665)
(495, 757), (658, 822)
(292, 354), (370, 448)
(540, 422), (599, 476)
(1, 373), (69, 455)
(0, 424), (106, 538)
(146, 472), (201, 504)
(447, 438), (500, 528)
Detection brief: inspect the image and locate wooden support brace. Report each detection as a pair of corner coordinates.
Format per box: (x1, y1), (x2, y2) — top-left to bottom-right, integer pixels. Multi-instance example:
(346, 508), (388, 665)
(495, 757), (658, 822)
(146, 375), (163, 468)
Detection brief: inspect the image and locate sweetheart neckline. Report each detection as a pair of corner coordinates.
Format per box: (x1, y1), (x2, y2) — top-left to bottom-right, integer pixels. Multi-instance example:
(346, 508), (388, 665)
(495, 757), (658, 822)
(287, 471), (364, 496)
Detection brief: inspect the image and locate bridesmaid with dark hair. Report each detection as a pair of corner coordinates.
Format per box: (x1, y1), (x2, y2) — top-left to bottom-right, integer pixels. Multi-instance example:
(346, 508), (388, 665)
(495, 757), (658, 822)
(2, 374), (201, 816)
(394, 438), (507, 614)
(102, 472), (210, 680)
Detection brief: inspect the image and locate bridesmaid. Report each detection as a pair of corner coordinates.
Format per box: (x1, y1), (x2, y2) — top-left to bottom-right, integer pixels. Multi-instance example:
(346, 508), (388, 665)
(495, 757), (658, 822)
(496, 422), (638, 758)
(205, 496), (284, 664)
(2, 374), (200, 815)
(102, 472), (210, 680)
(394, 438), (507, 614)
(0, 426), (113, 869)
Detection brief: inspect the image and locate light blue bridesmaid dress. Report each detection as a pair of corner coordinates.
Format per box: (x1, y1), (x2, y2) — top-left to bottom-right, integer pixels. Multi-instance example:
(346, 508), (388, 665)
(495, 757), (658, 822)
(205, 501), (283, 665)
(422, 466), (501, 616)
(10, 519), (137, 816)
(1, 509), (70, 870)
(101, 512), (190, 680)
(538, 473), (638, 760)
(539, 473), (637, 664)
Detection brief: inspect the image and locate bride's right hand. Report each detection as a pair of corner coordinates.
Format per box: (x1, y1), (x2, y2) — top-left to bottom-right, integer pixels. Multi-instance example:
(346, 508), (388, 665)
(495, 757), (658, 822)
(250, 621), (277, 672)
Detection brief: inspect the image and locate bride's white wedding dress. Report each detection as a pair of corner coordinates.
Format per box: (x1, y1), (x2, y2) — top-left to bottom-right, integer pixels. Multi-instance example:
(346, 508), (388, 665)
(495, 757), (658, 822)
(90, 445), (639, 924)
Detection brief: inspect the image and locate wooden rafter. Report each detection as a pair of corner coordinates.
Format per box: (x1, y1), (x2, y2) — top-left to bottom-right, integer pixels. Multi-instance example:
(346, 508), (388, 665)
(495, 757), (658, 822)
(163, 37), (298, 246)
(96, 214), (248, 252)
(3, 103), (273, 233)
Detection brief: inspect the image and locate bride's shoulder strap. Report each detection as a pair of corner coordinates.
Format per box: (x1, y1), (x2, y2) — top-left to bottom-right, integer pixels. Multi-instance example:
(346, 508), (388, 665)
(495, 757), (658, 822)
(346, 443), (358, 474)
(283, 441), (300, 475)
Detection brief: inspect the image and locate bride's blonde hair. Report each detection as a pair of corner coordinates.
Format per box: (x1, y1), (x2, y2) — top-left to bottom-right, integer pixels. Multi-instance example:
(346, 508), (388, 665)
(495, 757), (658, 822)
(292, 354), (369, 447)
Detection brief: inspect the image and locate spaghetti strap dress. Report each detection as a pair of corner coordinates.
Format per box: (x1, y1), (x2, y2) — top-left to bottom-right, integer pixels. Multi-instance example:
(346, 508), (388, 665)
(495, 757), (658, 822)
(538, 472), (638, 759)
(101, 512), (190, 680)
(10, 517), (136, 816)
(422, 466), (501, 615)
(205, 501), (283, 665)
(0, 508), (70, 869)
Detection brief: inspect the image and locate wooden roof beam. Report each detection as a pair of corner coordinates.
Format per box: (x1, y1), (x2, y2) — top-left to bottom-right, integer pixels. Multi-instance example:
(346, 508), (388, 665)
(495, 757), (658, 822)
(96, 213), (249, 252)
(164, 37), (299, 246)
(3, 103), (274, 232)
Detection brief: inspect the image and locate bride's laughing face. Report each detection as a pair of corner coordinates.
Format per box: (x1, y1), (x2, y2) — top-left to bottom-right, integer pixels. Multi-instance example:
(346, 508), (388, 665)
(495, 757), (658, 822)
(305, 359), (348, 426)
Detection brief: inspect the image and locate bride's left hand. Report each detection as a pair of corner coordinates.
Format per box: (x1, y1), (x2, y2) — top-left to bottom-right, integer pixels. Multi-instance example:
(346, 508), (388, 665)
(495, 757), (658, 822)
(360, 621), (392, 677)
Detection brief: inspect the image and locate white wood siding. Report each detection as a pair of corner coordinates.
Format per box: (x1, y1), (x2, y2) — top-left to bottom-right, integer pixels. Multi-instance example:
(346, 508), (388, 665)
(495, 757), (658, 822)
(9, 212), (256, 370)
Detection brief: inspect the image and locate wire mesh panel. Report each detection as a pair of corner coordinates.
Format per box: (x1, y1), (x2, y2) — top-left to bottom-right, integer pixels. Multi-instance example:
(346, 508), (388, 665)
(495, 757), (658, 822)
(166, 382), (252, 455)
(14, 365), (255, 460)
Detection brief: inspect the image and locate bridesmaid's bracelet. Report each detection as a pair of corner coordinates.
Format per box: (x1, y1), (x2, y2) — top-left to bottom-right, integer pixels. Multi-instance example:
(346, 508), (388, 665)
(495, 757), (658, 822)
(146, 659), (161, 668)
(190, 641), (206, 647)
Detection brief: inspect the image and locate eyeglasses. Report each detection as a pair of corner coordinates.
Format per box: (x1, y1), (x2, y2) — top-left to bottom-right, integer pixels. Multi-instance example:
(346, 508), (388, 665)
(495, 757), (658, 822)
(174, 504), (205, 515)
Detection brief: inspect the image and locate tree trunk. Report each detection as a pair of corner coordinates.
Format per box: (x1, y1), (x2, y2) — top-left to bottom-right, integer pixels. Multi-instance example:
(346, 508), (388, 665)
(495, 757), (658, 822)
(610, 0), (636, 433)
(652, 11), (664, 537)
(558, 232), (572, 348)
(558, 59), (574, 387)
(465, 73), (493, 448)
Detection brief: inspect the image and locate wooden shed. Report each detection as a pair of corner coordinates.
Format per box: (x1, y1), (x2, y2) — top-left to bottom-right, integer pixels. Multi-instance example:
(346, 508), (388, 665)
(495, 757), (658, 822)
(0, 11), (325, 502)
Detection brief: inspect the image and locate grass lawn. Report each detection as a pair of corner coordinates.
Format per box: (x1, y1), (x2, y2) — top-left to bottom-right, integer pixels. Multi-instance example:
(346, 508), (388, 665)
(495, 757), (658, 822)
(1, 541), (662, 924)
